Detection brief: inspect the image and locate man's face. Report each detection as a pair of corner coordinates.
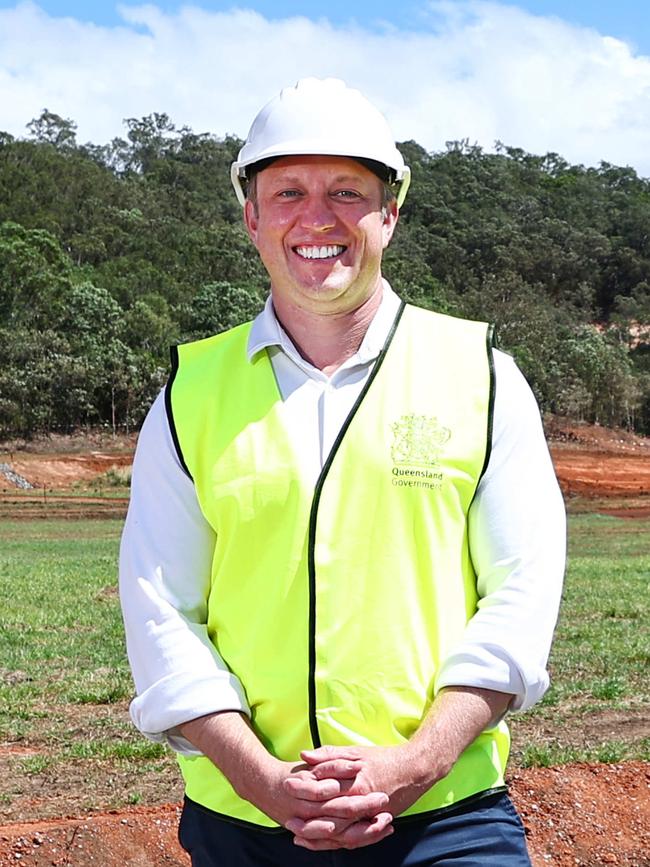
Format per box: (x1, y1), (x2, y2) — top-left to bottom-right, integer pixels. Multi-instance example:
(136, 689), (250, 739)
(244, 155), (398, 317)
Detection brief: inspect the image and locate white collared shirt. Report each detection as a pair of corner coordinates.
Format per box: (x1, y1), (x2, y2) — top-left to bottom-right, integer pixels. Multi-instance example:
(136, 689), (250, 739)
(119, 284), (565, 754)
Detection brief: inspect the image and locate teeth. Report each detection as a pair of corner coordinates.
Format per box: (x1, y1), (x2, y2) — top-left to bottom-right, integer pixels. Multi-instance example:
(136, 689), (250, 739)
(295, 245), (345, 259)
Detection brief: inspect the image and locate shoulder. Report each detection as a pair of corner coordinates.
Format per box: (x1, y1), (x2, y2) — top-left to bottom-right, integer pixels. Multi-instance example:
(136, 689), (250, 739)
(133, 389), (187, 476)
(404, 303), (490, 335)
(493, 349), (541, 418)
(401, 305), (493, 365)
(489, 349), (550, 469)
(174, 321), (253, 368)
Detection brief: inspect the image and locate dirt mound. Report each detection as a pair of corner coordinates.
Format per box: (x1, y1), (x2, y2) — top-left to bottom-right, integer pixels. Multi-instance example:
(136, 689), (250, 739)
(0, 804), (185, 867)
(0, 432), (136, 456)
(2, 419), (649, 518)
(1, 451), (133, 489)
(545, 417), (650, 514)
(0, 438), (135, 519)
(545, 417), (648, 451)
(0, 763), (647, 866)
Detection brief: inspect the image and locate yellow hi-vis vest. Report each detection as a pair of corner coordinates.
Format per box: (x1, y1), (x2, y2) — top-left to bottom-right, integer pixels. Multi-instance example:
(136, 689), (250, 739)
(167, 301), (509, 828)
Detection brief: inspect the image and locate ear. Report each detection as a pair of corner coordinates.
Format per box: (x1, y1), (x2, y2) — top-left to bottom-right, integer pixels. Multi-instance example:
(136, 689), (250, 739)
(381, 199), (399, 249)
(244, 199), (259, 247)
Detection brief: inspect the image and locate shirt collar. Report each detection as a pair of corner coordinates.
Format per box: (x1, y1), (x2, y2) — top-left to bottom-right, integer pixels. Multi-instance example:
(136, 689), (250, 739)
(247, 280), (402, 368)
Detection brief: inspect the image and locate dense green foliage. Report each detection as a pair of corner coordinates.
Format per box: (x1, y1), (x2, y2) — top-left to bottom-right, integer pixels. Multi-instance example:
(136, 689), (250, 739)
(1, 111), (648, 437)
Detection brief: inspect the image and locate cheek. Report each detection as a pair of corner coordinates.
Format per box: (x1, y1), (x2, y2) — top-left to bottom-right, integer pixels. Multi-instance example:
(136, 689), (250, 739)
(356, 213), (386, 246)
(366, 226), (390, 256)
(254, 220), (289, 254)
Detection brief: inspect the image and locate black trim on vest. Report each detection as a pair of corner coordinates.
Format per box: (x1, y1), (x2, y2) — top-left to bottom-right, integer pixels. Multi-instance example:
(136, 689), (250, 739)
(183, 785), (508, 832)
(165, 345), (193, 481)
(476, 324), (496, 486)
(183, 794), (287, 833)
(306, 300), (407, 749)
(392, 785), (508, 826)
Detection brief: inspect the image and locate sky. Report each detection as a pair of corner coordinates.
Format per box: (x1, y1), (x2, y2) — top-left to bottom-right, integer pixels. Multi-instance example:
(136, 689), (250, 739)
(1, 0), (650, 176)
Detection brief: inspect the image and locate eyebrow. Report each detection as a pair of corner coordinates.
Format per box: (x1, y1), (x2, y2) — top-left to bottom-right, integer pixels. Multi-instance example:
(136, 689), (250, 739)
(268, 173), (369, 186)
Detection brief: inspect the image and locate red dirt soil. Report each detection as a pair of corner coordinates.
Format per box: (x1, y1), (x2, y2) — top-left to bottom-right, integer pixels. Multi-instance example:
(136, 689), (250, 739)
(0, 763), (648, 866)
(546, 418), (650, 514)
(0, 420), (649, 865)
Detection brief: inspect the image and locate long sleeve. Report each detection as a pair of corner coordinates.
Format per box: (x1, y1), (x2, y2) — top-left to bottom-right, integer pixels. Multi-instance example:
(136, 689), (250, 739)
(119, 391), (250, 755)
(435, 350), (566, 711)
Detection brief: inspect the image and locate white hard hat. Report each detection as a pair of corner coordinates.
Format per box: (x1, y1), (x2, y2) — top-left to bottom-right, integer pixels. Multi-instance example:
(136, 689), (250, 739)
(231, 78), (411, 208)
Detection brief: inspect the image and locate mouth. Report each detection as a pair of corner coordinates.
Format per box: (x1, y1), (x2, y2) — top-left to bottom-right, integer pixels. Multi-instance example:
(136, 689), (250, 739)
(293, 244), (347, 260)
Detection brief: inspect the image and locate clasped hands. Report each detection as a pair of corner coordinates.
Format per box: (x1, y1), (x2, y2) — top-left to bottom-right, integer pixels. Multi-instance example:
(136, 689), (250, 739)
(268, 744), (434, 851)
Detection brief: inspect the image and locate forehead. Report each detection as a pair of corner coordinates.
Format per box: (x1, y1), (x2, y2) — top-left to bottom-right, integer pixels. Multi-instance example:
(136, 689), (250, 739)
(256, 154), (381, 187)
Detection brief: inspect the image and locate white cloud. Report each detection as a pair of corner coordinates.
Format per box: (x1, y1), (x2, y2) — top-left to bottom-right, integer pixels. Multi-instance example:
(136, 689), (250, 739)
(1, 0), (650, 175)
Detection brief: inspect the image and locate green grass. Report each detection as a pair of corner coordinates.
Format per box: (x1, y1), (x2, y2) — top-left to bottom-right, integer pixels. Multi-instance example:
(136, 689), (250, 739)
(0, 519), (133, 741)
(518, 738), (650, 768)
(543, 514), (650, 707)
(65, 739), (166, 761)
(18, 754), (52, 776)
(513, 513), (650, 765)
(0, 519), (130, 737)
(0, 517), (181, 815)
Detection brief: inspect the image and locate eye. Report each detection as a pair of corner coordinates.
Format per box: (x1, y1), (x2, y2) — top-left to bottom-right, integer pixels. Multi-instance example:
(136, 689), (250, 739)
(277, 189), (303, 199)
(333, 189), (362, 200)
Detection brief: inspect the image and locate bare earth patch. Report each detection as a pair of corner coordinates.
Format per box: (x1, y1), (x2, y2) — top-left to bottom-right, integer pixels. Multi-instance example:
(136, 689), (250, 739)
(511, 708), (650, 759)
(547, 417), (650, 515)
(0, 764), (648, 866)
(0, 434), (134, 519)
(511, 762), (650, 866)
(2, 418), (649, 518)
(0, 804), (187, 866)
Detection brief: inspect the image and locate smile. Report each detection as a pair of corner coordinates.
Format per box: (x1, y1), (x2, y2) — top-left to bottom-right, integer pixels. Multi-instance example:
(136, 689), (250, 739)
(294, 245), (346, 260)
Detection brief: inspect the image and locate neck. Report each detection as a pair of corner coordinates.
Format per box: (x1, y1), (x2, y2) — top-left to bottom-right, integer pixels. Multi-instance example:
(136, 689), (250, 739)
(272, 285), (383, 375)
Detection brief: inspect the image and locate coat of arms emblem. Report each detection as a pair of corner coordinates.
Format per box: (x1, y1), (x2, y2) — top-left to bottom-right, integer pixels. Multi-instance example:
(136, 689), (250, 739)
(390, 414), (451, 467)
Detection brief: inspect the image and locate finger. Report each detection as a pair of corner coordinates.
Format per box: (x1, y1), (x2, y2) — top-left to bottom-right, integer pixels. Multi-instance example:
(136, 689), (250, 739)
(309, 759), (362, 780)
(286, 771), (357, 800)
(283, 774), (345, 801)
(293, 814), (394, 851)
(293, 837), (341, 851)
(285, 815), (351, 839)
(338, 812), (394, 849)
(292, 791), (390, 822)
(312, 791), (390, 820)
(301, 746), (360, 765)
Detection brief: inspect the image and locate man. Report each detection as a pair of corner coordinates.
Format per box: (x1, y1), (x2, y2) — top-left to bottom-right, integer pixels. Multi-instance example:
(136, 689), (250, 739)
(120, 78), (565, 865)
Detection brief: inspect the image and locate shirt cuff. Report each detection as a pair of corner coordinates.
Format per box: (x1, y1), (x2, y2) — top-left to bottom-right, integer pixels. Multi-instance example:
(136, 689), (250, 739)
(435, 644), (549, 712)
(129, 671), (251, 756)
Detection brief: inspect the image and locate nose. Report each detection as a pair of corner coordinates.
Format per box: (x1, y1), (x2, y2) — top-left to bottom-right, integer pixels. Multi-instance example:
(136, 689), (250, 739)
(299, 193), (336, 231)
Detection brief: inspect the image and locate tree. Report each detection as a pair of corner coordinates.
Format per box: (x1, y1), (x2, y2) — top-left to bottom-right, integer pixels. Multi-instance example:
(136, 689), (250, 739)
(1, 114), (649, 437)
(181, 282), (264, 340)
(0, 221), (72, 327)
(123, 295), (178, 361)
(560, 325), (640, 427)
(26, 110), (77, 150)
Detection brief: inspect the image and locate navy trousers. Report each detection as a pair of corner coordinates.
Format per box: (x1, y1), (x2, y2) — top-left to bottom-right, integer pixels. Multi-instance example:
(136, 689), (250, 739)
(178, 791), (532, 866)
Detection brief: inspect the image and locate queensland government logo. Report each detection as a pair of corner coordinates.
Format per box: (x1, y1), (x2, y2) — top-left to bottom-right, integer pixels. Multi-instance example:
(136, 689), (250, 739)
(390, 414), (451, 490)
